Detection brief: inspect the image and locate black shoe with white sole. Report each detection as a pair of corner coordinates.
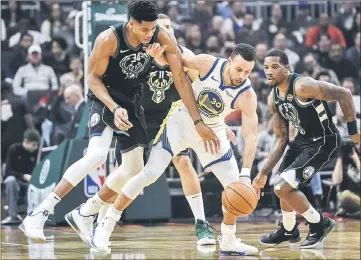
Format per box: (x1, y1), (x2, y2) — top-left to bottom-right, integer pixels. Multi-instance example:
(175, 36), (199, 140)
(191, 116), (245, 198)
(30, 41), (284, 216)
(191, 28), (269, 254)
(301, 214), (335, 249)
(259, 221), (301, 246)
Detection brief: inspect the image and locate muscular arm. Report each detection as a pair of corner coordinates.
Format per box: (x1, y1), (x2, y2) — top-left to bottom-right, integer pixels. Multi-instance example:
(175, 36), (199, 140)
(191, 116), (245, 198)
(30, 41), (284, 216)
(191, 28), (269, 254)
(87, 29), (118, 112)
(234, 89), (258, 169)
(260, 91), (289, 176)
(295, 77), (356, 122)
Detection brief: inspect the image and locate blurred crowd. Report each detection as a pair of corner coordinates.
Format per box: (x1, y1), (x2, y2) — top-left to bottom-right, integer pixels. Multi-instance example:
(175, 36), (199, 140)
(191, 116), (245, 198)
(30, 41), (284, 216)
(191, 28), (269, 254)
(1, 0), (360, 224)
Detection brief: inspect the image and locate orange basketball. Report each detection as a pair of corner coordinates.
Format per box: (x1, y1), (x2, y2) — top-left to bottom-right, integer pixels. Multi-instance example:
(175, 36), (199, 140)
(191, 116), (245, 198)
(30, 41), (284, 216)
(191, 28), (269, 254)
(222, 179), (258, 217)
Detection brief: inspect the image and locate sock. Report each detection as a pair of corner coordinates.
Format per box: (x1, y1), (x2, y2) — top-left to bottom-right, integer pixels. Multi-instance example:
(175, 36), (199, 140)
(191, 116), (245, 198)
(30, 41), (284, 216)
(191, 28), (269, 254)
(282, 210), (296, 231)
(97, 204), (112, 224)
(221, 222), (236, 235)
(36, 192), (61, 214)
(80, 193), (107, 216)
(105, 206), (123, 221)
(301, 205), (321, 223)
(186, 192), (206, 221)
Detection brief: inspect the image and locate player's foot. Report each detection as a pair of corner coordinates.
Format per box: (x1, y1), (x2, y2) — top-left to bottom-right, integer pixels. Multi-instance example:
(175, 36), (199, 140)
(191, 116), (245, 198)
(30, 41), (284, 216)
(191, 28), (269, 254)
(19, 210), (49, 242)
(300, 214), (335, 249)
(90, 216), (116, 254)
(219, 235), (259, 256)
(65, 204), (96, 245)
(195, 219), (216, 245)
(259, 221), (301, 246)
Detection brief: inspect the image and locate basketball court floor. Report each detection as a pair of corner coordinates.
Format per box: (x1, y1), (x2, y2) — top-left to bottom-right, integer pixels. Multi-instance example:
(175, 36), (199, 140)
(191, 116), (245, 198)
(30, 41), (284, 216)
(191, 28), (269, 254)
(1, 219), (360, 259)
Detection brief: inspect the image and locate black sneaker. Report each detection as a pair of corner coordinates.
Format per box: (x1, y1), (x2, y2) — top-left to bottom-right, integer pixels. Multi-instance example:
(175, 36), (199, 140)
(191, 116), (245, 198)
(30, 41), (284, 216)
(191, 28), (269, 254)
(301, 214), (335, 249)
(259, 221), (301, 246)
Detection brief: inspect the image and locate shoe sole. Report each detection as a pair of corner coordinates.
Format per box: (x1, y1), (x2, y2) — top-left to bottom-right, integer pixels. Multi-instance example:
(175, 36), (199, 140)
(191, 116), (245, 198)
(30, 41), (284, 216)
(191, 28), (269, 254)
(197, 237), (216, 245)
(300, 219), (336, 249)
(19, 223), (46, 243)
(64, 212), (90, 246)
(258, 235), (302, 247)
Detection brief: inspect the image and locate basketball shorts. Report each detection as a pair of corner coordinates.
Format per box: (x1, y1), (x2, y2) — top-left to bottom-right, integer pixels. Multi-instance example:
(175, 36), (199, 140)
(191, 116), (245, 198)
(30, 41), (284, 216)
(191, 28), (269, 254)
(278, 134), (341, 188)
(88, 99), (148, 153)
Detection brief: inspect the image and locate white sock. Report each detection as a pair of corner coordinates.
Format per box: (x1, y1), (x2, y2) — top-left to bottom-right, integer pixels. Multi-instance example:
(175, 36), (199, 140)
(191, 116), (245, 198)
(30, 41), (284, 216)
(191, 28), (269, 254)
(301, 205), (321, 223)
(282, 210), (296, 231)
(186, 192), (206, 221)
(221, 222), (236, 235)
(97, 204), (112, 224)
(105, 206), (123, 221)
(36, 192), (61, 214)
(80, 193), (107, 216)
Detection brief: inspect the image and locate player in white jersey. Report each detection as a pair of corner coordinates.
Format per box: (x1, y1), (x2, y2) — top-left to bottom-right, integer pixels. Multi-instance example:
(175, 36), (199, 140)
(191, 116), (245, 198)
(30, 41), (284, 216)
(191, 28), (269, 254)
(90, 43), (260, 256)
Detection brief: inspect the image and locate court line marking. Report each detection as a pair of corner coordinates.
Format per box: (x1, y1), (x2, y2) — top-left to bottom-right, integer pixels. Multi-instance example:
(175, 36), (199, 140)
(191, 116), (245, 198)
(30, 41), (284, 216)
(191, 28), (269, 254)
(1, 242), (29, 247)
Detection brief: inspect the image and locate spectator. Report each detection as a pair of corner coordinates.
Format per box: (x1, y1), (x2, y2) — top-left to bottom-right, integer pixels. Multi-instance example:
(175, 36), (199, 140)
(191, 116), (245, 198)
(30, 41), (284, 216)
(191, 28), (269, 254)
(185, 25), (205, 54)
(333, 142), (360, 219)
(40, 3), (67, 43)
(63, 85), (85, 139)
(345, 32), (360, 73)
(8, 32), (34, 78)
(1, 0), (26, 38)
(8, 18), (45, 48)
(220, 41), (236, 59)
(177, 16), (193, 39)
(205, 35), (221, 56)
(208, 15), (225, 42)
(1, 129), (40, 225)
(156, 0), (167, 16)
(314, 33), (332, 66)
(332, 1), (358, 47)
(290, 1), (315, 45)
(305, 13), (347, 49)
(44, 37), (70, 79)
(249, 71), (269, 106)
(235, 13), (268, 47)
(322, 42), (358, 83)
(176, 36), (187, 48)
(223, 1), (246, 41)
(62, 10), (79, 56)
(59, 56), (84, 89)
(193, 1), (213, 33)
(254, 42), (268, 79)
(166, 3), (181, 33)
(272, 32), (300, 70)
(260, 2), (289, 46)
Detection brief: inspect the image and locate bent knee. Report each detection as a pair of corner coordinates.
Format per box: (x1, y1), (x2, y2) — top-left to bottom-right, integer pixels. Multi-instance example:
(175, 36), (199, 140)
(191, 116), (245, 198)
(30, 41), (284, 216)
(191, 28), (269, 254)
(273, 177), (294, 198)
(173, 155), (192, 171)
(84, 149), (108, 166)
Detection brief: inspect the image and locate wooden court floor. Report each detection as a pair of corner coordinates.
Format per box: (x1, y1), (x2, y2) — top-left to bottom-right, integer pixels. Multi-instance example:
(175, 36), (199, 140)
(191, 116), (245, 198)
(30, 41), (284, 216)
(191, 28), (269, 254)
(1, 220), (360, 259)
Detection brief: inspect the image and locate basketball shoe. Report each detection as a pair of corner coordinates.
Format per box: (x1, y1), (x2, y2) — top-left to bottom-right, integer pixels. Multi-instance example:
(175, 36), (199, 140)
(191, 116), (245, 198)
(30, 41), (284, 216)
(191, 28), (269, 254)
(90, 216), (116, 254)
(65, 204), (96, 245)
(195, 219), (216, 245)
(19, 210), (49, 242)
(259, 221), (302, 246)
(300, 214), (335, 249)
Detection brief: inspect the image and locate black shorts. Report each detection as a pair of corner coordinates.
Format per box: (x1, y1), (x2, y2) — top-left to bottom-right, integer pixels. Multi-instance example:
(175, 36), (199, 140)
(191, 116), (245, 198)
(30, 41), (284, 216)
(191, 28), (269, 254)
(278, 134), (341, 188)
(88, 99), (148, 153)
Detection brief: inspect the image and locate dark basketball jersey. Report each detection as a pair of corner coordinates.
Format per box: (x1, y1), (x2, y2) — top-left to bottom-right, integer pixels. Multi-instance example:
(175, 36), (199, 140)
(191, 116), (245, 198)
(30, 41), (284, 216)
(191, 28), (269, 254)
(88, 22), (159, 110)
(274, 73), (339, 138)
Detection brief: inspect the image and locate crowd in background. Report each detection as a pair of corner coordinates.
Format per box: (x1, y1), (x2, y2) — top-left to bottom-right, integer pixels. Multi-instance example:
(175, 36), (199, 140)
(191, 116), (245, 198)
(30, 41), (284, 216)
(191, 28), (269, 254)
(1, 0), (360, 224)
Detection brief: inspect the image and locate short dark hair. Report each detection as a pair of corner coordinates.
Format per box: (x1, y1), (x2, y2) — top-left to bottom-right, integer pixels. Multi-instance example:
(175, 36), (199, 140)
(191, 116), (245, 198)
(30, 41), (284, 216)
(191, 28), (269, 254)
(315, 70), (331, 80)
(231, 43), (256, 61)
(23, 129), (41, 143)
(265, 49), (289, 65)
(129, 1), (158, 23)
(20, 31), (33, 41)
(158, 13), (170, 20)
(52, 36), (68, 50)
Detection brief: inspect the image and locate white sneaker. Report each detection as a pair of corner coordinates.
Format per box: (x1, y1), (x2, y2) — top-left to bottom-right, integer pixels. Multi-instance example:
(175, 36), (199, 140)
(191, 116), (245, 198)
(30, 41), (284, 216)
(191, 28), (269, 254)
(219, 235), (259, 256)
(19, 210), (49, 242)
(90, 216), (116, 254)
(65, 204), (96, 245)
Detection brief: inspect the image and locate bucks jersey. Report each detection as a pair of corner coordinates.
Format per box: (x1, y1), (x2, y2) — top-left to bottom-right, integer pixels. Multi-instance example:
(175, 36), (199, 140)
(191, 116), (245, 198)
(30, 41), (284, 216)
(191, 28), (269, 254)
(273, 73), (339, 138)
(88, 22), (159, 108)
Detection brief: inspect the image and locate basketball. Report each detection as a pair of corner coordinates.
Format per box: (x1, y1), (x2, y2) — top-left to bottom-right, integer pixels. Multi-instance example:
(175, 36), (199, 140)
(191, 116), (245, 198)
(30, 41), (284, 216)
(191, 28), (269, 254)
(222, 179), (258, 217)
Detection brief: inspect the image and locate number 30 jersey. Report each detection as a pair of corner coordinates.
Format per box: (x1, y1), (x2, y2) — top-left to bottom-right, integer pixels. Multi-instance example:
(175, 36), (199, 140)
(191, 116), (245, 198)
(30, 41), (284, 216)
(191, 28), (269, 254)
(273, 73), (339, 138)
(179, 57), (252, 130)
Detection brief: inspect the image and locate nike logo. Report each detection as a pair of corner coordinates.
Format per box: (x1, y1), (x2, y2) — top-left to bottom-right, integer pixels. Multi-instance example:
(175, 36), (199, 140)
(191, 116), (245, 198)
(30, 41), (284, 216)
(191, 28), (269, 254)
(192, 195), (200, 199)
(275, 100), (279, 104)
(313, 137), (322, 141)
(284, 233), (292, 236)
(120, 49), (129, 53)
(309, 233), (318, 237)
(211, 76), (219, 82)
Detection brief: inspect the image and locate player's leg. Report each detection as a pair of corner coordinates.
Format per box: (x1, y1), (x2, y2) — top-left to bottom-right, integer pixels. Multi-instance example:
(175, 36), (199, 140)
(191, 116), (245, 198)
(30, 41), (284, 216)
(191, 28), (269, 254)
(172, 151), (215, 245)
(20, 126), (113, 242)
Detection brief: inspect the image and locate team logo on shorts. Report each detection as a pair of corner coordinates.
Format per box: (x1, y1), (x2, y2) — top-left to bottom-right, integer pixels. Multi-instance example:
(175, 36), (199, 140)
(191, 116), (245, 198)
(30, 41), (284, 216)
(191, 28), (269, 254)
(303, 166), (315, 180)
(90, 113), (100, 127)
(197, 89), (224, 118)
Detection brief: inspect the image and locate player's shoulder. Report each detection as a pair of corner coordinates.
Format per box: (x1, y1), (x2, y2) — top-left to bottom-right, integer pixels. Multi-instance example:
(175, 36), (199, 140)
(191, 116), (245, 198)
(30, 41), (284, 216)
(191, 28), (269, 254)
(96, 28), (117, 45)
(178, 45), (195, 56)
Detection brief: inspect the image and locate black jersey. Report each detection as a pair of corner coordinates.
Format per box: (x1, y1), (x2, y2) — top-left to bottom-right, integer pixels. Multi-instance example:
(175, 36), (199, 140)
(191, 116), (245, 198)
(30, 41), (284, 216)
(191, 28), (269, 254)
(274, 73), (339, 138)
(88, 22), (159, 110)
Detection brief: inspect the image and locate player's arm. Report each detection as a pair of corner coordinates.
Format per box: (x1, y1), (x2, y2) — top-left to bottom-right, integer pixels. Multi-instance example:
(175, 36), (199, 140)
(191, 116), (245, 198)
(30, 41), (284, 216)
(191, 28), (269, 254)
(234, 88), (258, 179)
(260, 90), (289, 176)
(295, 77), (360, 142)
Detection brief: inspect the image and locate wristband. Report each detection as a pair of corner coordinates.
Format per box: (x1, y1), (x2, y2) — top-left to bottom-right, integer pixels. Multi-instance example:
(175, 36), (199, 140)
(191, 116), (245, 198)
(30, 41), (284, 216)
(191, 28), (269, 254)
(347, 120), (358, 135)
(239, 168), (251, 178)
(194, 118), (203, 126)
(113, 105), (122, 114)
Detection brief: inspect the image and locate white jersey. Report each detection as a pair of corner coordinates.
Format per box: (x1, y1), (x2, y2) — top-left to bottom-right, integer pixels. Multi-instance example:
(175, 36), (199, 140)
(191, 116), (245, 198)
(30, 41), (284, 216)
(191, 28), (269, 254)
(180, 57), (251, 129)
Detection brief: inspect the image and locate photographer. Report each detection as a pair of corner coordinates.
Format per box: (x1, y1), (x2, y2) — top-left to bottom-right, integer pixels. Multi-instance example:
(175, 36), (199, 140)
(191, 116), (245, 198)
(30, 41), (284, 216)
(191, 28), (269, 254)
(332, 140), (360, 218)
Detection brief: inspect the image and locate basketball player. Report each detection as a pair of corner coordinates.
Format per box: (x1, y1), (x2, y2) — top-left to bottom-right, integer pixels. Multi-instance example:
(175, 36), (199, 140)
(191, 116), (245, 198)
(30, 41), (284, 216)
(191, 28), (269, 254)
(20, 1), (219, 242)
(252, 49), (360, 248)
(90, 43), (260, 256)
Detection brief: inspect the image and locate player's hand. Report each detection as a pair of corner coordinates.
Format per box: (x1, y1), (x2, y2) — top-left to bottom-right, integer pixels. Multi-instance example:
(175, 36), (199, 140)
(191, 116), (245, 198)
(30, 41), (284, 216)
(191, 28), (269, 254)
(114, 107), (133, 131)
(144, 43), (168, 59)
(195, 122), (220, 155)
(23, 174), (31, 182)
(350, 131), (360, 143)
(252, 172), (267, 200)
(225, 125), (237, 145)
